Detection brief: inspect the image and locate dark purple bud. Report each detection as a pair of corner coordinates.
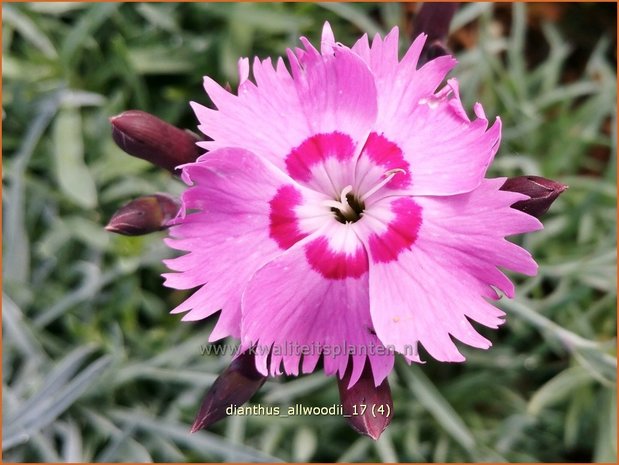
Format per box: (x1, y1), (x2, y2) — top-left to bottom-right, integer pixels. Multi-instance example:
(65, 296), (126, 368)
(413, 2), (459, 65)
(110, 110), (202, 173)
(337, 361), (393, 440)
(423, 40), (452, 62)
(191, 352), (267, 432)
(105, 193), (180, 236)
(501, 176), (568, 218)
(414, 2), (459, 42)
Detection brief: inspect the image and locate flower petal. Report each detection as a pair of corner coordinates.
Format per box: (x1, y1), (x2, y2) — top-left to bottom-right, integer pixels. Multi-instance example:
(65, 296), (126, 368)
(415, 178), (543, 287)
(192, 40), (378, 182)
(285, 132), (357, 197)
(241, 226), (394, 387)
(320, 21), (336, 54)
(357, 179), (542, 362)
(353, 29), (500, 196)
(163, 148), (320, 340)
(364, 244), (496, 363)
(387, 79), (501, 196)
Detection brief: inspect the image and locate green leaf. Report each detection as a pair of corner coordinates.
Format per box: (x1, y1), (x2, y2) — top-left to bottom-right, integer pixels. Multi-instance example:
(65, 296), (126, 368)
(292, 427), (317, 462)
(3, 355), (112, 450)
(398, 363), (476, 455)
(109, 409), (284, 462)
(527, 366), (594, 416)
(374, 429), (398, 462)
(593, 388), (617, 462)
(318, 2), (383, 36)
(2, 4), (57, 58)
(52, 107), (97, 208)
(2, 293), (47, 365)
(59, 3), (119, 66)
(500, 299), (617, 384)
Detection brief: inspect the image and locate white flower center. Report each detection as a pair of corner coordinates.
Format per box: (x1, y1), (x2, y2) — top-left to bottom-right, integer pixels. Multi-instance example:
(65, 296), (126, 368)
(323, 184), (360, 222)
(323, 169), (407, 223)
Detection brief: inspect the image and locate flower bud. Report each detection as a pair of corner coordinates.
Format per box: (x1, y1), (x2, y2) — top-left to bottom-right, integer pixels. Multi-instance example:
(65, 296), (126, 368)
(337, 362), (393, 440)
(110, 110), (202, 173)
(414, 2), (459, 65)
(423, 40), (451, 62)
(105, 193), (180, 236)
(191, 352), (267, 432)
(500, 176), (568, 218)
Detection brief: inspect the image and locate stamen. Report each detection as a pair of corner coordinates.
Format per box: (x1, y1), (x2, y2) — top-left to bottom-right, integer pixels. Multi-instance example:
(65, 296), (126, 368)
(323, 185), (358, 221)
(339, 185), (353, 205)
(360, 168), (406, 202)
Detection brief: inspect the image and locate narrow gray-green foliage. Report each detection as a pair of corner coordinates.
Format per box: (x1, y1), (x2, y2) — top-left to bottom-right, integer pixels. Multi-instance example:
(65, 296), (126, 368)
(3, 3), (616, 462)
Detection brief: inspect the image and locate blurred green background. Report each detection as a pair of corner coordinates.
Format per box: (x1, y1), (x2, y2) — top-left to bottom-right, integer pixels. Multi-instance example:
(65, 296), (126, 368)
(2, 2), (617, 462)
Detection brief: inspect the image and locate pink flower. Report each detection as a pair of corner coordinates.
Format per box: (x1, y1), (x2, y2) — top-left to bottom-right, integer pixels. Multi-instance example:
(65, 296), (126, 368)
(163, 24), (542, 389)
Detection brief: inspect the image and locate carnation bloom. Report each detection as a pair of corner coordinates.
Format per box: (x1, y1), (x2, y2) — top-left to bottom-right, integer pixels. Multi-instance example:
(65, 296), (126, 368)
(163, 24), (542, 389)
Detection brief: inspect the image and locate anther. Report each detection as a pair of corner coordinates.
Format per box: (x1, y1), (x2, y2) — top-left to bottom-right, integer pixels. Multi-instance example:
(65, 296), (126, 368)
(324, 184), (363, 222)
(360, 168), (406, 202)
